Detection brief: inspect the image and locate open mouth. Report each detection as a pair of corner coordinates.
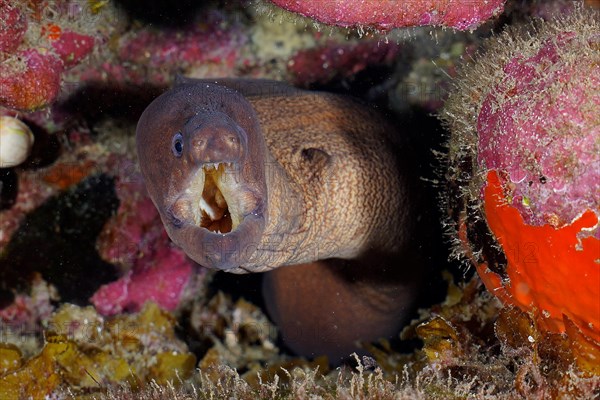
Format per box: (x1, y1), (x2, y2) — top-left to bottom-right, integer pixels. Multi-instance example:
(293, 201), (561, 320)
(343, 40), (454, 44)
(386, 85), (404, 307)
(164, 158), (268, 271)
(173, 162), (250, 234)
(197, 163), (236, 233)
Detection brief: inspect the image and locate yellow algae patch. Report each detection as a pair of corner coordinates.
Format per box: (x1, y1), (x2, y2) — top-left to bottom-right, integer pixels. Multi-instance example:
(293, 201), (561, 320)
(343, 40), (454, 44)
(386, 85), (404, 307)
(0, 302), (195, 398)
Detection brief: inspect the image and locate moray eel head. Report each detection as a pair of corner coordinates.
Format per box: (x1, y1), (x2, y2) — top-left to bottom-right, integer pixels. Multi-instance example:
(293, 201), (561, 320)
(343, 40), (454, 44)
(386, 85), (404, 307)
(136, 83), (267, 271)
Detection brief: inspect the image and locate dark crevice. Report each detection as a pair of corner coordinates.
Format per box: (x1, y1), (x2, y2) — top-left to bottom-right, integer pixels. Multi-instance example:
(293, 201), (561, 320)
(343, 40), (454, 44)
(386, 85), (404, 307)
(0, 174), (119, 306)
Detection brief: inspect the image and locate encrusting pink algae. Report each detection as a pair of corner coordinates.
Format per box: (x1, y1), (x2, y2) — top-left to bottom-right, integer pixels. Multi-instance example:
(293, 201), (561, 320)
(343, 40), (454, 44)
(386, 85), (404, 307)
(270, 0), (506, 30)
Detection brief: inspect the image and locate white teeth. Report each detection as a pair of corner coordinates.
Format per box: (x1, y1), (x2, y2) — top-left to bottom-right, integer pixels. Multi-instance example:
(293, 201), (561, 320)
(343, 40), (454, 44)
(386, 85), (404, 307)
(202, 162), (236, 171)
(204, 162), (228, 171)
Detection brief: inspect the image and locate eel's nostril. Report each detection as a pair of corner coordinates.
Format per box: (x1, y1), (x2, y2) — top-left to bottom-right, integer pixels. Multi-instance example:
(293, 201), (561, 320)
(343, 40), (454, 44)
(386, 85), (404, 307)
(169, 210), (183, 228)
(173, 216), (183, 227)
(166, 204), (184, 228)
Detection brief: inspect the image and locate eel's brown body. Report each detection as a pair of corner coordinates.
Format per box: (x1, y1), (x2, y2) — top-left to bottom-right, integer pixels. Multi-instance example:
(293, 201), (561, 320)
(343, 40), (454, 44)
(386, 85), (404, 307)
(136, 79), (424, 362)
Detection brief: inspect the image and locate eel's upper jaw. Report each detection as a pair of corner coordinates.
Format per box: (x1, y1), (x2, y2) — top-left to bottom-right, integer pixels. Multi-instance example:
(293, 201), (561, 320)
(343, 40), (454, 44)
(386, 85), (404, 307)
(165, 161), (266, 271)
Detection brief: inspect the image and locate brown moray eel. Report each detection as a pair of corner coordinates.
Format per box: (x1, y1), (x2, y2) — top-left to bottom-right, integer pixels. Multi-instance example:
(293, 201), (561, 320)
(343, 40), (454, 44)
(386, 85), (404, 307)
(137, 78), (425, 362)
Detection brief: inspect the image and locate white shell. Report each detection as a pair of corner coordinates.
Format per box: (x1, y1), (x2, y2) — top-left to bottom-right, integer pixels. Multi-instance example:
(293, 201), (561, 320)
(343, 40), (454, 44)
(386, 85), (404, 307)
(0, 116), (35, 168)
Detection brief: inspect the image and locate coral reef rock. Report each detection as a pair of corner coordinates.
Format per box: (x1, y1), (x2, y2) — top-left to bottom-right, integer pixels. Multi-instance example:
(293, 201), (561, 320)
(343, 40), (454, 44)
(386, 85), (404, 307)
(440, 6), (599, 358)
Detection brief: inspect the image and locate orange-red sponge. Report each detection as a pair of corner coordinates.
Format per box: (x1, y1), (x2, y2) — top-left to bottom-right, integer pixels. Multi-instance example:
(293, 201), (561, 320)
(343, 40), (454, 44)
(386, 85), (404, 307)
(477, 171), (599, 343)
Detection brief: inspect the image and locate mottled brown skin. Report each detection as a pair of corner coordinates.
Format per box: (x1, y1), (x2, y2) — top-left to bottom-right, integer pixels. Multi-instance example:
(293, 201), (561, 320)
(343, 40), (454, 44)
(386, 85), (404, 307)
(137, 79), (424, 363)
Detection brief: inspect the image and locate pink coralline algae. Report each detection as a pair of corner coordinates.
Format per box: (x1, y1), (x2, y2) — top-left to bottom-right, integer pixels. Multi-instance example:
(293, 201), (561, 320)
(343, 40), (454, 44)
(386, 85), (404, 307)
(477, 31), (599, 229)
(288, 40), (401, 86)
(115, 11), (248, 83)
(0, 0), (27, 53)
(51, 31), (95, 68)
(120, 25), (241, 68)
(0, 2), (98, 111)
(92, 164), (199, 316)
(0, 49), (64, 111)
(270, 0), (506, 30)
(96, 163), (164, 269)
(90, 235), (194, 316)
(78, 10), (249, 87)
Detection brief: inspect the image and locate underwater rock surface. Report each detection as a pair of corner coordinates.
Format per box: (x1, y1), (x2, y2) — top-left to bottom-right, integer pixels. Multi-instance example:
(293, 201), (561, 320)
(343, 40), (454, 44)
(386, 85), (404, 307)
(0, 0), (117, 110)
(441, 4), (600, 366)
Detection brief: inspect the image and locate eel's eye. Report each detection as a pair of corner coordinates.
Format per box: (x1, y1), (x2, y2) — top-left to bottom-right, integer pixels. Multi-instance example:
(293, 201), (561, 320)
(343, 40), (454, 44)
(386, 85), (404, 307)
(172, 132), (183, 157)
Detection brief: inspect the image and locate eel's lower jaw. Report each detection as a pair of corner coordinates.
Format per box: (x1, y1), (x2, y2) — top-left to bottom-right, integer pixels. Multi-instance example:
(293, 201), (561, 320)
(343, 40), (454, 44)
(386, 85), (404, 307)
(199, 213), (266, 270)
(165, 162), (266, 271)
(167, 212), (266, 271)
